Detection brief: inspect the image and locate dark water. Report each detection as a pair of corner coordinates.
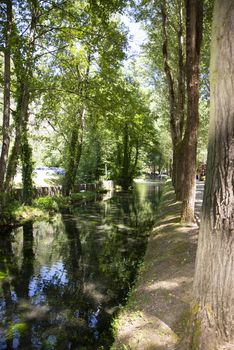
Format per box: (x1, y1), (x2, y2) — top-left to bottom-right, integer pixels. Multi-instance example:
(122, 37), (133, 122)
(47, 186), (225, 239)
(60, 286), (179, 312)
(0, 182), (161, 350)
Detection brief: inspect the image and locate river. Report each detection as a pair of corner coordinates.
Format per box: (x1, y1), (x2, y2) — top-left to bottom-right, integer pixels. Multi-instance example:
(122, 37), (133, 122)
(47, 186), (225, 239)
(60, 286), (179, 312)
(0, 181), (161, 350)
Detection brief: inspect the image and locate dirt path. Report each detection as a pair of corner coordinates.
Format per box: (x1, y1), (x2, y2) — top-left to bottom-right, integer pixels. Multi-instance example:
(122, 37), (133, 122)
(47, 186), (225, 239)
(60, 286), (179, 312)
(111, 181), (203, 350)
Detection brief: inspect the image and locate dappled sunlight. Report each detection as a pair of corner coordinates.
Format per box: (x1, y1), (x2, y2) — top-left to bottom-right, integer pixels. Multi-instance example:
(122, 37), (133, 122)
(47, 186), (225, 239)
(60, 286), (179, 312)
(152, 222), (182, 237)
(113, 182), (199, 349)
(144, 276), (193, 293)
(84, 282), (106, 304)
(18, 299), (50, 321)
(114, 310), (179, 350)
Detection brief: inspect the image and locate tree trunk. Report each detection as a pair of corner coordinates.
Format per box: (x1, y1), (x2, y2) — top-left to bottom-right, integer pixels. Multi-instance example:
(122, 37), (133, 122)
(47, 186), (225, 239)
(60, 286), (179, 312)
(4, 83), (29, 192)
(188, 1), (234, 348)
(120, 123), (132, 190)
(0, 0), (12, 192)
(21, 109), (33, 205)
(63, 108), (86, 196)
(63, 52), (90, 196)
(130, 141), (139, 179)
(181, 0), (203, 223)
(63, 129), (78, 196)
(175, 139), (186, 200)
(4, 1), (39, 203)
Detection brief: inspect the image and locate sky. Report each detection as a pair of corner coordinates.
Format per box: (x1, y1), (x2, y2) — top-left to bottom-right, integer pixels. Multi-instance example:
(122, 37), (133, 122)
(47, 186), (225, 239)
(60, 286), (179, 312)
(121, 14), (147, 59)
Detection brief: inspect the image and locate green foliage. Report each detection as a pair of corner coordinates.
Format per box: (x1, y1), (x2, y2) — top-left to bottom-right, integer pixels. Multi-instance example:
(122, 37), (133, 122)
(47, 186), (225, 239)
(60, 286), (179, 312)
(97, 188), (109, 194)
(34, 196), (59, 212)
(0, 271), (7, 281)
(0, 199), (21, 223)
(69, 191), (95, 203)
(1, 0), (211, 208)
(33, 191), (97, 212)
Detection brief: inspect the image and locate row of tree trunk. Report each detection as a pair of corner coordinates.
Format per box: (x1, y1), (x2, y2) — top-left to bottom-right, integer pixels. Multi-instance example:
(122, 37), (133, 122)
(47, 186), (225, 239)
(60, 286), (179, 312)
(190, 0), (234, 348)
(162, 0), (234, 348)
(161, 0), (203, 223)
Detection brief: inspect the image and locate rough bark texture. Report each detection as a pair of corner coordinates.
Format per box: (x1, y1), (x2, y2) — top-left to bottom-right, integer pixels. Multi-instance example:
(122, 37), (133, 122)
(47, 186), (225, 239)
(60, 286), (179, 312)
(181, 0), (203, 223)
(189, 1), (234, 348)
(0, 0), (12, 192)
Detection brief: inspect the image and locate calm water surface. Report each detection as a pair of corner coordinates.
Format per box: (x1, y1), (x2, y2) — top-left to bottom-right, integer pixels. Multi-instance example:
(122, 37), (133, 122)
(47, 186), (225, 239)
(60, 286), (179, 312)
(0, 182), (161, 349)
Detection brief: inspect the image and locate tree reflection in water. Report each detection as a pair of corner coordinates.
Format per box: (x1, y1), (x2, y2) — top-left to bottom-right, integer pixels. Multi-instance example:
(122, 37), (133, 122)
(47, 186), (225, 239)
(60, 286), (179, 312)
(0, 182), (161, 349)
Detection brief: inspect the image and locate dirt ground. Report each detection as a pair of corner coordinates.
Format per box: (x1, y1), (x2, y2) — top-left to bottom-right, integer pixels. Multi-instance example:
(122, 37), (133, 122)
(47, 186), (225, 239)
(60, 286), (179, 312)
(111, 182), (199, 350)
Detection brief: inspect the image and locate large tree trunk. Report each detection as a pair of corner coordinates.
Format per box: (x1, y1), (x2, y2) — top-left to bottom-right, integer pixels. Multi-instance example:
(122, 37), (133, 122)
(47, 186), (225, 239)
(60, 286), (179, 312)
(189, 1), (234, 348)
(181, 0), (203, 223)
(0, 0), (12, 192)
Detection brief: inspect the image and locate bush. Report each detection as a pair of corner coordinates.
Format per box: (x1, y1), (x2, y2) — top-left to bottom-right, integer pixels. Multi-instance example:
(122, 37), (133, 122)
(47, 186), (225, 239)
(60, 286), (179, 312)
(54, 196), (70, 209)
(0, 199), (21, 223)
(96, 188), (109, 194)
(34, 197), (59, 212)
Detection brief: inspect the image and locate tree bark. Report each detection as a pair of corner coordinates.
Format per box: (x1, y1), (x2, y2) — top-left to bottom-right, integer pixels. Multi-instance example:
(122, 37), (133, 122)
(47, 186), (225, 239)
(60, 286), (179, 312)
(120, 123), (131, 190)
(181, 0), (203, 223)
(4, 84), (28, 192)
(63, 108), (86, 196)
(0, 0), (12, 192)
(188, 1), (234, 348)
(21, 108), (33, 204)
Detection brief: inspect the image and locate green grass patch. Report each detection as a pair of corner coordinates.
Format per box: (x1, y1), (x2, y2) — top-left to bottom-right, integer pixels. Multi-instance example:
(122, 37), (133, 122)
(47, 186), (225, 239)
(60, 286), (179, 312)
(34, 196), (59, 212)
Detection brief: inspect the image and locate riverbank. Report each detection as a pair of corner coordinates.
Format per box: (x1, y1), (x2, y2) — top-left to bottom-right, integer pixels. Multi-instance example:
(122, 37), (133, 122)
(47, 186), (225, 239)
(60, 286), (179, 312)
(0, 190), (105, 230)
(112, 180), (199, 350)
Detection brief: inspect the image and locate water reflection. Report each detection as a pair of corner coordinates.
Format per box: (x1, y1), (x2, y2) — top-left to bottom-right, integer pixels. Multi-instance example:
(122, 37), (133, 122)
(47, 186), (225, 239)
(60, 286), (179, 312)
(0, 182), (161, 349)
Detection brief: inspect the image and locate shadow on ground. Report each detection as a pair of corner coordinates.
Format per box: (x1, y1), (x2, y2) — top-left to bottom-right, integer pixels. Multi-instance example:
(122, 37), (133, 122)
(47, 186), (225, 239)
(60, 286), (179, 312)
(112, 181), (199, 350)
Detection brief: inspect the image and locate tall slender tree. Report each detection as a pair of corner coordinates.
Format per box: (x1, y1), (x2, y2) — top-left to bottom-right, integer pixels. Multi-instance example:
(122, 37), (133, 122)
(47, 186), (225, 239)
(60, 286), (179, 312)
(0, 0), (12, 193)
